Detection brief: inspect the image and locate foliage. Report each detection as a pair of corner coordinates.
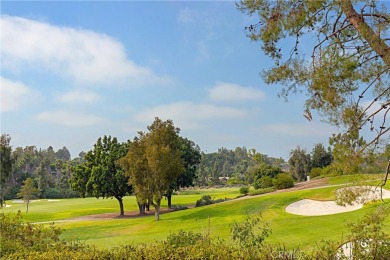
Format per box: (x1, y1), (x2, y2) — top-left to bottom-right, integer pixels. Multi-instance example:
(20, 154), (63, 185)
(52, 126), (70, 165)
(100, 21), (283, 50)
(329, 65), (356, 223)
(16, 178), (39, 213)
(237, 0), (390, 153)
(273, 173), (294, 189)
(249, 187), (276, 196)
(120, 118), (185, 220)
(311, 143), (333, 169)
(253, 175), (274, 189)
(195, 194), (230, 207)
(0, 134), (13, 208)
(165, 137), (201, 208)
(289, 146), (311, 181)
(69, 135), (131, 216)
(0, 211), (63, 257)
(239, 186), (250, 195)
(230, 214), (271, 248)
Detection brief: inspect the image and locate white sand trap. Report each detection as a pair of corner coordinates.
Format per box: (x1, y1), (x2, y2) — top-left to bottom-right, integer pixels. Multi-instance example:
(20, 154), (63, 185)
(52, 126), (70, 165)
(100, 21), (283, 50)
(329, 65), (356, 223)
(48, 199), (60, 202)
(286, 186), (390, 216)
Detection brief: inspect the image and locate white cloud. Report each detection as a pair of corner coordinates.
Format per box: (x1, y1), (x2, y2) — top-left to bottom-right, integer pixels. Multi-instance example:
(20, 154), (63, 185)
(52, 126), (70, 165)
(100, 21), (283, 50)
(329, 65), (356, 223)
(260, 123), (337, 137)
(1, 15), (170, 86)
(58, 90), (100, 104)
(36, 110), (105, 126)
(135, 101), (246, 129)
(0, 77), (40, 112)
(209, 82), (265, 102)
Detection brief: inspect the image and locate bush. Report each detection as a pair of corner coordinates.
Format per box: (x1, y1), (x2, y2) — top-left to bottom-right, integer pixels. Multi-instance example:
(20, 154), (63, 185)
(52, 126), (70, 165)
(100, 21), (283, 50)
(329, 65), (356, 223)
(309, 167), (323, 179)
(248, 187), (276, 196)
(273, 173), (294, 189)
(195, 195), (213, 207)
(195, 195), (230, 207)
(239, 186), (250, 195)
(253, 176), (274, 189)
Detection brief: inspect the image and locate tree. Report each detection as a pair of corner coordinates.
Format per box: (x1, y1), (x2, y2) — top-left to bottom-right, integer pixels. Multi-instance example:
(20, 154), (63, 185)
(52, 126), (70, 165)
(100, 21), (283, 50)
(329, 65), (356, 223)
(120, 118), (185, 220)
(311, 143), (333, 168)
(55, 146), (71, 161)
(0, 134), (13, 208)
(288, 147), (311, 181)
(69, 136), (131, 216)
(165, 137), (201, 209)
(237, 0), (389, 178)
(17, 177), (39, 213)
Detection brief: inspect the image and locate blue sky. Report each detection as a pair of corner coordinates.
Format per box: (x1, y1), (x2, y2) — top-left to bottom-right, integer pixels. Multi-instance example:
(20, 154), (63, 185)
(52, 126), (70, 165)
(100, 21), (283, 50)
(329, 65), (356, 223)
(1, 1), (341, 159)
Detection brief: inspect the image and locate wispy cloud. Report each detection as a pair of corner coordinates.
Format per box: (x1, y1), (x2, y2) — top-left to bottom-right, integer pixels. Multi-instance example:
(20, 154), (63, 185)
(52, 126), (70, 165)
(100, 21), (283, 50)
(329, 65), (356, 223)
(135, 101), (246, 129)
(0, 77), (40, 112)
(58, 90), (100, 104)
(36, 110), (105, 126)
(209, 82), (265, 102)
(1, 15), (171, 87)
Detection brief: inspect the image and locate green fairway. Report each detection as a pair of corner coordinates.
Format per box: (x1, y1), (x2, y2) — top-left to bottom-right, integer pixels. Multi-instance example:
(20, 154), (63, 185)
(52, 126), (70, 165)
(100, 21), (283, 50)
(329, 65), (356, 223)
(1, 177), (390, 252)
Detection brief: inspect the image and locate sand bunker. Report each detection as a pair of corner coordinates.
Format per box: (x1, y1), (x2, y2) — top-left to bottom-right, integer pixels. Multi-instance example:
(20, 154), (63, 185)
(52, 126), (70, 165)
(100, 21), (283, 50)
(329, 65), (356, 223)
(286, 186), (390, 216)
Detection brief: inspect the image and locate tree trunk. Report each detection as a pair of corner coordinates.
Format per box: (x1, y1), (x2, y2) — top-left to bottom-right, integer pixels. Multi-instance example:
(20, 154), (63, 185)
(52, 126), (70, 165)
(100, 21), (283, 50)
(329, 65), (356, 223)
(146, 202), (150, 211)
(138, 202), (145, 214)
(339, 0), (390, 67)
(154, 199), (161, 221)
(167, 194), (172, 209)
(116, 196), (124, 216)
(26, 201), (29, 213)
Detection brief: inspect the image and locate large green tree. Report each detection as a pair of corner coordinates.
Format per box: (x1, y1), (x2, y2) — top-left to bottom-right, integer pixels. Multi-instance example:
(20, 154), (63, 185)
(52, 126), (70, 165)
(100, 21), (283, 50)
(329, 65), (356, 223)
(237, 0), (389, 165)
(70, 136), (131, 216)
(0, 134), (13, 208)
(120, 118), (185, 220)
(288, 146), (311, 181)
(165, 137), (201, 209)
(311, 143), (333, 168)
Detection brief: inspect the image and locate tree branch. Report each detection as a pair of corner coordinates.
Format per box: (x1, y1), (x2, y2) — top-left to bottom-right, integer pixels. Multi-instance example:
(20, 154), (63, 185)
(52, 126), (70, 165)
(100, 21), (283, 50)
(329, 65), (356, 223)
(339, 0), (390, 67)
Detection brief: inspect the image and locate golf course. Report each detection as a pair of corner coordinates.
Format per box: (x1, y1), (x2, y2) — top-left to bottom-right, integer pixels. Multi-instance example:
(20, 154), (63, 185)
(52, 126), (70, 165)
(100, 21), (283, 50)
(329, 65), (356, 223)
(2, 175), (389, 252)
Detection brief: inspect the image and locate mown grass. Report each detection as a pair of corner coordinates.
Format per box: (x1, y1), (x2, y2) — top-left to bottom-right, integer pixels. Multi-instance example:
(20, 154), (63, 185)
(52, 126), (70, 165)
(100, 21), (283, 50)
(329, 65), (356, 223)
(1, 175), (389, 252)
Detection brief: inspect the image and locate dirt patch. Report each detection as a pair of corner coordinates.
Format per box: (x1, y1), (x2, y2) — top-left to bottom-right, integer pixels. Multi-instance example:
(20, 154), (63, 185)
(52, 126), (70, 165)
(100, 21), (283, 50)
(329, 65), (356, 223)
(69, 208), (178, 221)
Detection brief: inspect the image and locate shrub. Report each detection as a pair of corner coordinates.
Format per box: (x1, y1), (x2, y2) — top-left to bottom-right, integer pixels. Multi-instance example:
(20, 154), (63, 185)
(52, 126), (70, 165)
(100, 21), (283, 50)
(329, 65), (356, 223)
(195, 195), (213, 207)
(253, 176), (274, 189)
(309, 167), (323, 179)
(248, 187), (276, 196)
(273, 173), (294, 189)
(239, 186), (250, 195)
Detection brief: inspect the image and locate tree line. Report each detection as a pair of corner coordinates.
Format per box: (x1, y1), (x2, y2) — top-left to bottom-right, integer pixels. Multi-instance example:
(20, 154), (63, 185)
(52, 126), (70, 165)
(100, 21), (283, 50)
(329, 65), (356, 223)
(2, 117), (389, 219)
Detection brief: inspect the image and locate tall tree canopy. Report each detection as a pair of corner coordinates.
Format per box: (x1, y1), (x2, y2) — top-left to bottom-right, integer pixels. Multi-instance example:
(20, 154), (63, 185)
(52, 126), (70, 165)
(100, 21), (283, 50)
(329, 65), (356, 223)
(165, 137), (201, 208)
(237, 0), (389, 155)
(120, 118), (185, 220)
(70, 135), (131, 216)
(0, 134), (13, 208)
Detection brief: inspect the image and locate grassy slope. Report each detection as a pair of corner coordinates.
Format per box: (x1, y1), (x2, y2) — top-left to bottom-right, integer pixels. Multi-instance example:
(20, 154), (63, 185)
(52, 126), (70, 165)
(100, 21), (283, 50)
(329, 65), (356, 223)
(1, 176), (389, 251)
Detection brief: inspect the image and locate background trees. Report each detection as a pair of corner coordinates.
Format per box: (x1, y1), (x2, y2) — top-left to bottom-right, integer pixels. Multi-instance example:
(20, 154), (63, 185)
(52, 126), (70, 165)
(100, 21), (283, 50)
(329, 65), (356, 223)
(237, 0), (389, 167)
(288, 147), (311, 181)
(70, 136), (131, 216)
(0, 134), (13, 207)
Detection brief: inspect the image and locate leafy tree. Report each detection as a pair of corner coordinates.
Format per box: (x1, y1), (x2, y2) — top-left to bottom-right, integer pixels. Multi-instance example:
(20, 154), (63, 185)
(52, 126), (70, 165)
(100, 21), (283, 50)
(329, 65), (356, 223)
(237, 0), (390, 177)
(121, 118), (185, 220)
(311, 143), (333, 168)
(0, 134), (13, 208)
(165, 137), (201, 208)
(272, 173), (294, 189)
(17, 178), (39, 213)
(289, 147), (311, 181)
(70, 136), (131, 216)
(55, 146), (71, 161)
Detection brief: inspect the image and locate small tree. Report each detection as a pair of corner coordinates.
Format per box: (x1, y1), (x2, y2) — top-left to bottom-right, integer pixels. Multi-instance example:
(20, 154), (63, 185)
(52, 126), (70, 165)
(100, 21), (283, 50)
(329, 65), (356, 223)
(17, 178), (39, 213)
